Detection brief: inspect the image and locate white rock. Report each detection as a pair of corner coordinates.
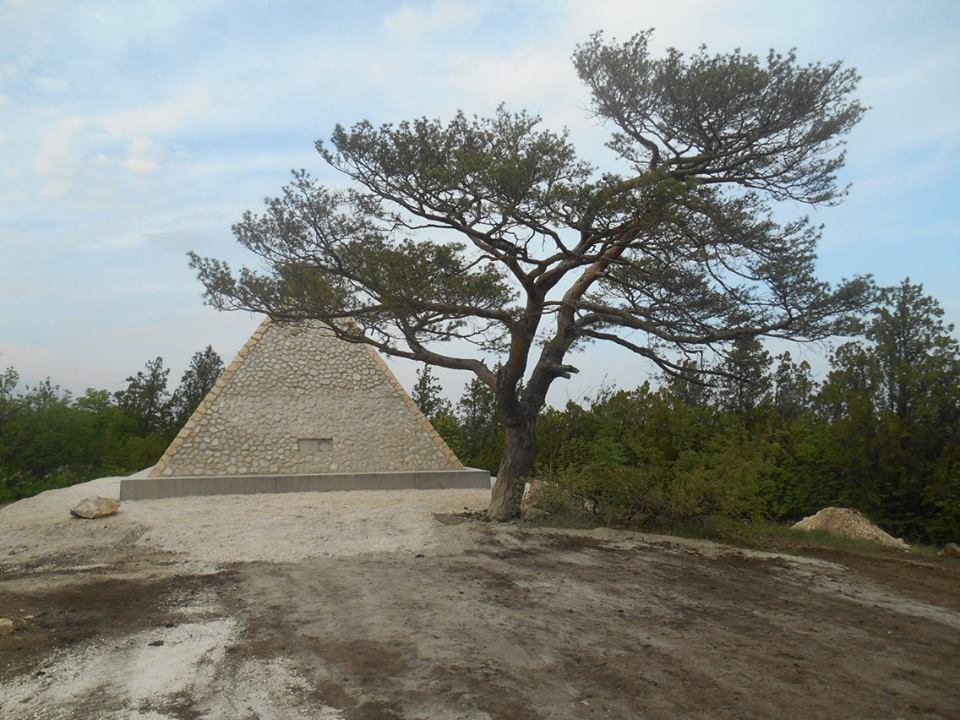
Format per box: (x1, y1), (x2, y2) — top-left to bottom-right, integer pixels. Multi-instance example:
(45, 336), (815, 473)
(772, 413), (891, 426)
(70, 496), (120, 519)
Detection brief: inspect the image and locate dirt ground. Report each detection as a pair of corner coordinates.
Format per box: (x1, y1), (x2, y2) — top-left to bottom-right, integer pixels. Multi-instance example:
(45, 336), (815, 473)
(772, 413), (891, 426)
(1, 482), (959, 719)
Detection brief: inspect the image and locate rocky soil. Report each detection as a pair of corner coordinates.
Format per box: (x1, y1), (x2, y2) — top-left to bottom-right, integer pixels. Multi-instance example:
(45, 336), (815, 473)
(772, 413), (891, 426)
(1, 477), (959, 719)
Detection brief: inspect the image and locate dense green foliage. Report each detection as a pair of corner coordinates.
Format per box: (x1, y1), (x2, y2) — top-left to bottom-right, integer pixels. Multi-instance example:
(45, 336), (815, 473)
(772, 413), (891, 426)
(0, 347), (223, 505)
(420, 281), (960, 543)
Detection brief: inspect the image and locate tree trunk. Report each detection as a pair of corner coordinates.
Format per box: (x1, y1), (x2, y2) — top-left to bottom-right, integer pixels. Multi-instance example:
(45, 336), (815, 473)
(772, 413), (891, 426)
(488, 413), (537, 520)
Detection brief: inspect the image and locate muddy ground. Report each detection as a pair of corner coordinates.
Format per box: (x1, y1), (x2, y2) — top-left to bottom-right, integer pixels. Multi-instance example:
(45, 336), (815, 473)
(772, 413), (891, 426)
(1, 497), (959, 719)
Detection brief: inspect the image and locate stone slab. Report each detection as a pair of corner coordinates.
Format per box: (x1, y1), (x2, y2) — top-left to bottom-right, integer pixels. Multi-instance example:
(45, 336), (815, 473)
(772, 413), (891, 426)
(119, 468), (491, 500)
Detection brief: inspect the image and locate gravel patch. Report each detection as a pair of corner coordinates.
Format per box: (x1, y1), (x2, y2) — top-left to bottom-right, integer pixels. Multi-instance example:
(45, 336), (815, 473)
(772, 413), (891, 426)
(0, 470), (490, 567)
(793, 506), (911, 550)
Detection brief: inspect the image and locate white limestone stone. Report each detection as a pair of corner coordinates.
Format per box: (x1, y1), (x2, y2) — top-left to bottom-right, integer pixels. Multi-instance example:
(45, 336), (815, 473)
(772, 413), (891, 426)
(151, 320), (461, 478)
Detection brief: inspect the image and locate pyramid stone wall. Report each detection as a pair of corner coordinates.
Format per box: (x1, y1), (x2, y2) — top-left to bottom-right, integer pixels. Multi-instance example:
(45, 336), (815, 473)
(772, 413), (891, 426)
(150, 319), (462, 478)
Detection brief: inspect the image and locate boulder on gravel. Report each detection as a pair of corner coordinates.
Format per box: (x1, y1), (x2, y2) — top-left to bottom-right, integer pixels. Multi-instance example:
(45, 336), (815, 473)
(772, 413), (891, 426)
(793, 507), (910, 550)
(70, 496), (120, 519)
(0, 618), (14, 635)
(943, 542), (960, 558)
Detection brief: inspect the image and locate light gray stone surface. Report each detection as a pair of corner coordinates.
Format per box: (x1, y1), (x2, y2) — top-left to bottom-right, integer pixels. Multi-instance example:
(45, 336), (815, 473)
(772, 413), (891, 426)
(121, 468), (491, 500)
(151, 319), (462, 479)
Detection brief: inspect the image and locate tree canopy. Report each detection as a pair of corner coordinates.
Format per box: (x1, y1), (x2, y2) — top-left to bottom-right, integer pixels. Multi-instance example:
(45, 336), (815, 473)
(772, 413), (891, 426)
(171, 346), (225, 427)
(190, 31), (873, 518)
(114, 357), (172, 436)
(0, 345), (225, 505)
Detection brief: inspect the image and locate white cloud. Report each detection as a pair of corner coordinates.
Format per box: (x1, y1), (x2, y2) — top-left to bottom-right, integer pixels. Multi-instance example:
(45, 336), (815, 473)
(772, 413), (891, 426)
(443, 45), (598, 144)
(0, 52), (35, 85)
(368, 55), (390, 83)
(103, 87), (212, 137)
(120, 136), (162, 174)
(0, 0), (61, 85)
(3, 0), (958, 400)
(32, 116), (89, 197)
(382, 0), (482, 40)
(437, 0), (753, 155)
(564, 0), (743, 50)
(447, 45), (579, 109)
(31, 74), (68, 91)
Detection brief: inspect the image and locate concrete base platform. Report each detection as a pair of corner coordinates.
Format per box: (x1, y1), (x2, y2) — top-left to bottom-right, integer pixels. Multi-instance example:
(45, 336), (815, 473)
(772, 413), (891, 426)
(119, 468), (491, 501)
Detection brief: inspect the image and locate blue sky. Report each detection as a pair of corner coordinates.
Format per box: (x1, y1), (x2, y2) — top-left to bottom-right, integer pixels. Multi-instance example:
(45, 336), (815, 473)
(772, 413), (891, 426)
(1, 0), (958, 405)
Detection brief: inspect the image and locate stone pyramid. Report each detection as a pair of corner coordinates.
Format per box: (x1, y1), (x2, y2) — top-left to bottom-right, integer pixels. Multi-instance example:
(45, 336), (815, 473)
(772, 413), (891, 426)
(121, 318), (487, 499)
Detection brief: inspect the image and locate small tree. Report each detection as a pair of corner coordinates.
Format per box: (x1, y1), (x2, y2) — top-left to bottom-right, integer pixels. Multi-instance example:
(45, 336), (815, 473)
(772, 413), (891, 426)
(411, 364), (452, 421)
(715, 337), (773, 416)
(455, 374), (503, 472)
(868, 279), (960, 422)
(814, 280), (960, 539)
(115, 357), (172, 436)
(0, 366), (16, 398)
(171, 346), (225, 428)
(772, 352), (815, 421)
(190, 32), (873, 518)
(0, 366), (19, 421)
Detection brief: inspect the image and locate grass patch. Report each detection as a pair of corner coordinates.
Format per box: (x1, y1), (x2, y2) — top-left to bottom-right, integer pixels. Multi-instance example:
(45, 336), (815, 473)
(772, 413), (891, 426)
(525, 510), (932, 558)
(673, 517), (895, 553)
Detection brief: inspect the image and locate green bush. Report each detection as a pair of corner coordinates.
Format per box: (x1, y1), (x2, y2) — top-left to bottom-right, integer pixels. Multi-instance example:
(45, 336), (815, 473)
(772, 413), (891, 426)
(528, 450), (776, 528)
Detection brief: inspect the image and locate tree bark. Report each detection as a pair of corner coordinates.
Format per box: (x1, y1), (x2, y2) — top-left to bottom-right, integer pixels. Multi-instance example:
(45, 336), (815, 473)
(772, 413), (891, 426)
(487, 412), (537, 520)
